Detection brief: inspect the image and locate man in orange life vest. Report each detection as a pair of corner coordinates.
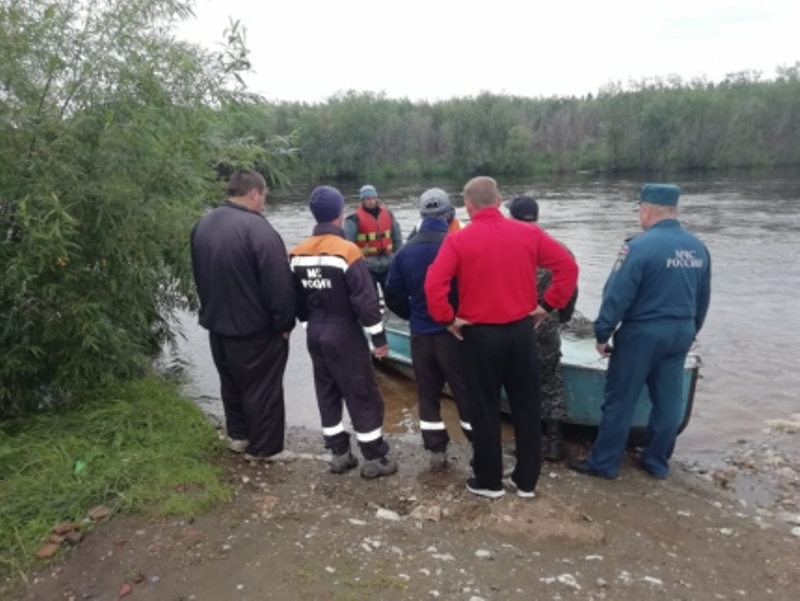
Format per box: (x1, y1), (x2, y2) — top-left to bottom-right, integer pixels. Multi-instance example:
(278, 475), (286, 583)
(344, 184), (404, 291)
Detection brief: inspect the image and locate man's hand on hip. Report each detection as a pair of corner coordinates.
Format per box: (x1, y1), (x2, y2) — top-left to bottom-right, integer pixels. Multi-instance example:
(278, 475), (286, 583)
(530, 305), (550, 328)
(447, 317), (471, 341)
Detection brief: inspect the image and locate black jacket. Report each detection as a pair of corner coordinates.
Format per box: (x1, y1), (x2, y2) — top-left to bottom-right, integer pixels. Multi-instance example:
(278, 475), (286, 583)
(190, 202), (296, 337)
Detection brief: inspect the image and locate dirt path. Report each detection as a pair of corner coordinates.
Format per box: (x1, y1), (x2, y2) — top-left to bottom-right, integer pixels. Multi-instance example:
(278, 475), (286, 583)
(17, 430), (800, 601)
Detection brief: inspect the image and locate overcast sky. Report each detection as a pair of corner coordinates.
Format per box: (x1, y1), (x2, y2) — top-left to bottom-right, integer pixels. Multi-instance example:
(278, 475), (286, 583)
(178, 0), (799, 103)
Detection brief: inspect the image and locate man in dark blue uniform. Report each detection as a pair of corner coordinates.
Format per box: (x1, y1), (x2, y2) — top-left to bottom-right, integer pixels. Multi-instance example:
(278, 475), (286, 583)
(568, 184), (711, 480)
(290, 186), (398, 479)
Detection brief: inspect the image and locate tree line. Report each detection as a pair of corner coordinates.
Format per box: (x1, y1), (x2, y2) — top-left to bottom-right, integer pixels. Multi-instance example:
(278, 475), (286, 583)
(218, 65), (800, 180)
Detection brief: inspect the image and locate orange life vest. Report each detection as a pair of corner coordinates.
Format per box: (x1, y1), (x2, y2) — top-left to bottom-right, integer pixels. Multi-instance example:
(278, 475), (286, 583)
(355, 204), (394, 255)
(448, 218), (463, 234)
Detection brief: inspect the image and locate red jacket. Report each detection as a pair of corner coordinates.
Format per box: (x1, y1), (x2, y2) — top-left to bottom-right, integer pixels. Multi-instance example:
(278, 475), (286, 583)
(424, 207), (578, 325)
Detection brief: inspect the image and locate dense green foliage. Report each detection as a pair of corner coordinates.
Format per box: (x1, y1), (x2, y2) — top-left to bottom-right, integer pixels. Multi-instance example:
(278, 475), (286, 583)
(0, 377), (229, 579)
(232, 66), (800, 179)
(0, 0), (292, 415)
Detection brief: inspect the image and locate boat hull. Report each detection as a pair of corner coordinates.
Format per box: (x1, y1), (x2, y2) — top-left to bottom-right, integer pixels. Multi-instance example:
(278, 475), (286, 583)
(382, 326), (700, 437)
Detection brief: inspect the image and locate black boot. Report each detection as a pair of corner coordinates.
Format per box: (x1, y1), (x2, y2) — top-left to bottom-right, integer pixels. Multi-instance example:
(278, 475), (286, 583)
(544, 420), (566, 462)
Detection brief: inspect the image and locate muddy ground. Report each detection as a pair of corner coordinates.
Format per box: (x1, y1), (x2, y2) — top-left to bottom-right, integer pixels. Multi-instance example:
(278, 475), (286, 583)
(14, 426), (800, 601)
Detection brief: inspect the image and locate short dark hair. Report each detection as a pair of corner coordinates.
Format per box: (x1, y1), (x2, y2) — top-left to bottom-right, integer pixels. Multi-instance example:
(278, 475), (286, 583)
(227, 170), (266, 198)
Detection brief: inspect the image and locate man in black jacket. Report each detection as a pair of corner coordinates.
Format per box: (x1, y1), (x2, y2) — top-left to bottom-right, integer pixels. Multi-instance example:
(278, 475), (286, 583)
(190, 170), (296, 460)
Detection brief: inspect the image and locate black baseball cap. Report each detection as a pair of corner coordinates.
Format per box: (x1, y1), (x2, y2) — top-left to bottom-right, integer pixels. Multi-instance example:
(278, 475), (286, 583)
(508, 196), (539, 222)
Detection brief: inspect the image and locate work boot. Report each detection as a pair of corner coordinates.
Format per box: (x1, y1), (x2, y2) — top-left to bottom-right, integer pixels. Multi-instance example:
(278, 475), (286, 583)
(429, 451), (447, 471)
(544, 420), (566, 462)
(360, 456), (398, 479)
(330, 449), (358, 474)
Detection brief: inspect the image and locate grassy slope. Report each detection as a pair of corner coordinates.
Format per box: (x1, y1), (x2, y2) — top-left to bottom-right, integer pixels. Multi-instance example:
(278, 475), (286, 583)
(0, 377), (230, 580)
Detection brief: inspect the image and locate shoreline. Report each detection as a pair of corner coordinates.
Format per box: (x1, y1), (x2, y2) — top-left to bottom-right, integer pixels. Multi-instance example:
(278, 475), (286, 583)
(19, 426), (800, 600)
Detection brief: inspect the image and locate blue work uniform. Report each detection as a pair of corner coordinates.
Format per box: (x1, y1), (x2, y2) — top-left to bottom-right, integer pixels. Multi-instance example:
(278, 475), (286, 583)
(589, 219), (711, 478)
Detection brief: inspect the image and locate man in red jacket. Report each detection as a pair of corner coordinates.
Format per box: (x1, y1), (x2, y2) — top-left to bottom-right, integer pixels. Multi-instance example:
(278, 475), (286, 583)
(424, 177), (578, 499)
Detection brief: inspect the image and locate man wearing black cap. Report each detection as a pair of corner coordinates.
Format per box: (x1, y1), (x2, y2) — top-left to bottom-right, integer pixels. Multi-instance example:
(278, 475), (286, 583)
(568, 184), (711, 480)
(290, 186), (398, 479)
(508, 196), (578, 461)
(384, 188), (472, 470)
(190, 170), (296, 461)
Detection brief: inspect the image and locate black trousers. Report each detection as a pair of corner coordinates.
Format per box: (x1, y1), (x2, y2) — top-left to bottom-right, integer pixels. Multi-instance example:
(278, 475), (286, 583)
(209, 330), (289, 457)
(411, 331), (472, 452)
(462, 317), (541, 491)
(307, 321), (389, 460)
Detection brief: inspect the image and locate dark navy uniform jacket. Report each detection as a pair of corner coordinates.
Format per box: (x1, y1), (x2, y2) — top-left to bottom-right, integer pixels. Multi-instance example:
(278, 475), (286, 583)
(384, 218), (457, 335)
(289, 224), (387, 348)
(594, 219), (711, 344)
(190, 202), (296, 338)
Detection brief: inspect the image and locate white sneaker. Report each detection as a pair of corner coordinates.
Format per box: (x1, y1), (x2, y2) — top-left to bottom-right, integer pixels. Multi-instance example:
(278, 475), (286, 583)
(228, 438), (249, 453)
(244, 450), (296, 463)
(466, 478), (506, 499)
(509, 478), (536, 499)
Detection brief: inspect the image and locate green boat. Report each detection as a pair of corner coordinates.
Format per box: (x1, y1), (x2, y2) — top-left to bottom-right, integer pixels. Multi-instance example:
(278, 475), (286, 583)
(379, 323), (702, 445)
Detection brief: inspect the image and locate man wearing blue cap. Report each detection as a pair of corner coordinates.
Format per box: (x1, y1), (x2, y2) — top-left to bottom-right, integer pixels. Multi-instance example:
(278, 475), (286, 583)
(568, 184), (711, 480)
(344, 184), (404, 291)
(290, 186), (398, 479)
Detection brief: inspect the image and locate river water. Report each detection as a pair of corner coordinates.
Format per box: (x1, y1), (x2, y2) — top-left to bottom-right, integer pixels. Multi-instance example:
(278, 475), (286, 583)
(176, 169), (800, 464)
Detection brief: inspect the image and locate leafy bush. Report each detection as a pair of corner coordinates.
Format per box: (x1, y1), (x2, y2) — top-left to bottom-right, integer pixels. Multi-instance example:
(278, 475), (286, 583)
(0, 0), (289, 415)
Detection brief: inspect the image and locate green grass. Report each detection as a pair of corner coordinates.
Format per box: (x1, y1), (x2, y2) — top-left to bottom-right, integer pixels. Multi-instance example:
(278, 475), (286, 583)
(0, 377), (230, 580)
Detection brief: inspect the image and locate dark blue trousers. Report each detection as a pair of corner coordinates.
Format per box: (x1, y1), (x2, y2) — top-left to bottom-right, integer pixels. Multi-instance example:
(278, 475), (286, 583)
(588, 318), (695, 478)
(307, 321), (389, 460)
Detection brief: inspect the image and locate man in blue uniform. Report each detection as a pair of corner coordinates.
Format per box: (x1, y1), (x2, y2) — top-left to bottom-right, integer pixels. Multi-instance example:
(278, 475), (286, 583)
(568, 184), (711, 480)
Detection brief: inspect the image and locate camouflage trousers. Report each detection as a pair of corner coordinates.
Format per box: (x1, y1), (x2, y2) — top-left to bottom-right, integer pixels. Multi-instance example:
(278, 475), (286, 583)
(537, 337), (567, 422)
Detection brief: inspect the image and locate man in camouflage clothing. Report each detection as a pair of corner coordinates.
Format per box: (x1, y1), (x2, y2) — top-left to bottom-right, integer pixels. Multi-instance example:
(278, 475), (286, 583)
(509, 196), (578, 461)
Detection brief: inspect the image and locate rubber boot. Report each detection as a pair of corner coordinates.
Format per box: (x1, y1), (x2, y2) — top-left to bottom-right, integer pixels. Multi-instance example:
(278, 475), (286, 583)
(544, 420), (566, 462)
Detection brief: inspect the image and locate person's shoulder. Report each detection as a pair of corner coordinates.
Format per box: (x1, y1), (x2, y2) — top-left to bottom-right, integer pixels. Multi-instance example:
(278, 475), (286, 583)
(289, 236), (315, 257)
(291, 235), (363, 268)
(323, 235), (364, 267)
